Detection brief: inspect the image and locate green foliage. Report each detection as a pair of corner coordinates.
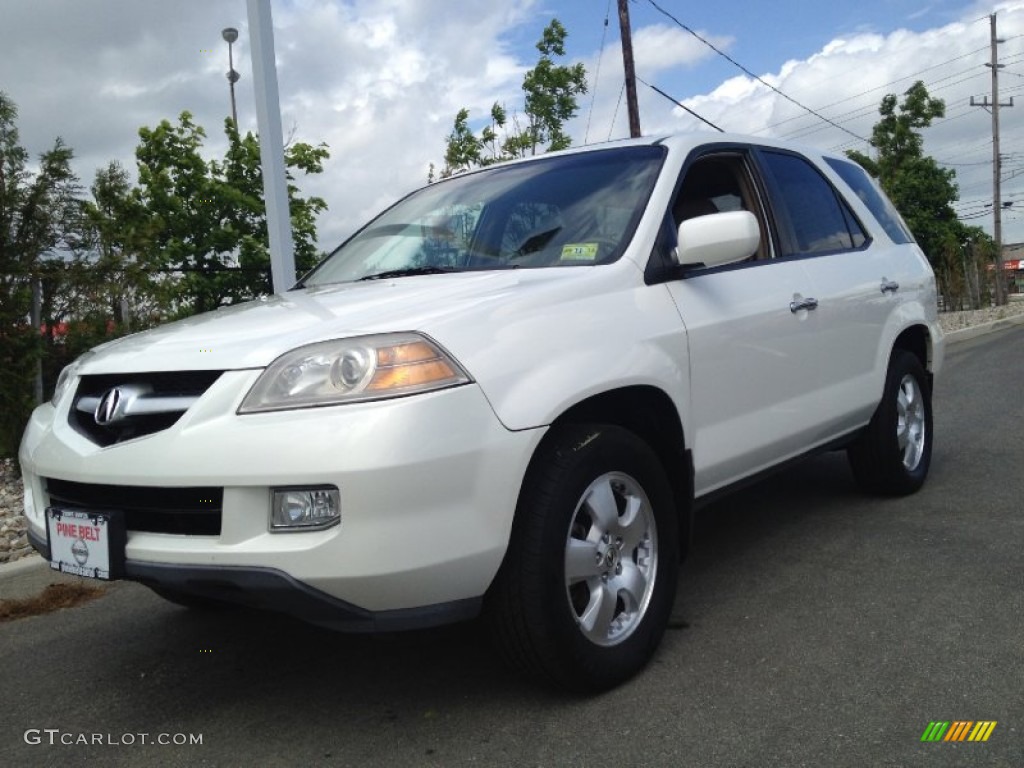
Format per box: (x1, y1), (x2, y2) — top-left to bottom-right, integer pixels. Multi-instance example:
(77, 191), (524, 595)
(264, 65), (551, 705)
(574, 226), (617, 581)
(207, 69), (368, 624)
(846, 81), (962, 266)
(0, 93), (332, 457)
(135, 113), (328, 314)
(442, 108), (483, 176)
(80, 161), (165, 326)
(505, 19), (587, 157)
(437, 19), (587, 179)
(846, 81), (994, 308)
(0, 91), (81, 457)
(0, 324), (36, 461)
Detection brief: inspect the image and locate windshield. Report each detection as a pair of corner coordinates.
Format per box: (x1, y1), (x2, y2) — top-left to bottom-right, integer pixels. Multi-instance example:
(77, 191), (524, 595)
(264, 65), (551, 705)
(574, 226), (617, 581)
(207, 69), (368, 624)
(303, 145), (665, 286)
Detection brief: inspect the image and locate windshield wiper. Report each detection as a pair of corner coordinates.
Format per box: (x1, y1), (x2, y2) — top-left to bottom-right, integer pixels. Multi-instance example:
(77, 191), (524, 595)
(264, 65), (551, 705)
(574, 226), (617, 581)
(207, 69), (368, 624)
(356, 266), (459, 281)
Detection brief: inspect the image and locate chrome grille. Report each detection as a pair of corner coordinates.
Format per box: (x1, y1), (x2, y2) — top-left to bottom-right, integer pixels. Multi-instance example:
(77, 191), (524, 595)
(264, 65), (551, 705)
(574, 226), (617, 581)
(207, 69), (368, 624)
(69, 371), (222, 446)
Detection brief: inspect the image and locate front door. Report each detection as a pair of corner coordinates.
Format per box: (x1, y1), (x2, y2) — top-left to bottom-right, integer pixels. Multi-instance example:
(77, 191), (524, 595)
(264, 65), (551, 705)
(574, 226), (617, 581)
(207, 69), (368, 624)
(661, 149), (825, 496)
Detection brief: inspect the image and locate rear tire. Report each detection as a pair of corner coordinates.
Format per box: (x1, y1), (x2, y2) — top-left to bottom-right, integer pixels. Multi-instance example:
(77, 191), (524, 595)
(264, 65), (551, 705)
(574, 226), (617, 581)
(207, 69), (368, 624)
(487, 424), (679, 693)
(848, 350), (933, 496)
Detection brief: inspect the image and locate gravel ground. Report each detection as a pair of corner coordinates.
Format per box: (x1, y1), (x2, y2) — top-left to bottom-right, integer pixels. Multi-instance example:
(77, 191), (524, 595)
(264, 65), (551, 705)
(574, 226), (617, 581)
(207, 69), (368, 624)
(2, 300), (1022, 565)
(0, 459), (28, 565)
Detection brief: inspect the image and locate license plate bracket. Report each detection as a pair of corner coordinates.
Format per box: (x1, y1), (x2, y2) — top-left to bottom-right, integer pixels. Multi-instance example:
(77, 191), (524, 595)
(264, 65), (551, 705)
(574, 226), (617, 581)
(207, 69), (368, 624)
(45, 507), (126, 581)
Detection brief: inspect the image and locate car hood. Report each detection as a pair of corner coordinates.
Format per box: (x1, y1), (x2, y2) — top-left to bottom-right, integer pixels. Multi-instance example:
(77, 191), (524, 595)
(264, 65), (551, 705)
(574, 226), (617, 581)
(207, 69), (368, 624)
(77, 271), (584, 374)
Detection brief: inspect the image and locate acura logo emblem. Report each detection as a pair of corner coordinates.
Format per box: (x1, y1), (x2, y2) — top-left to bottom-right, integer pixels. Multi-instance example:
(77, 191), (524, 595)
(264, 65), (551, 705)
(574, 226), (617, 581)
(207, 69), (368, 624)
(94, 388), (124, 426)
(90, 382), (150, 427)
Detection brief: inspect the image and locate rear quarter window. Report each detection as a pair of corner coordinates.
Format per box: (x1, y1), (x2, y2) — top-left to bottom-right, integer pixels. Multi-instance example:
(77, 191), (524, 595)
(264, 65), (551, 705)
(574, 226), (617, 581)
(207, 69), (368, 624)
(824, 157), (913, 244)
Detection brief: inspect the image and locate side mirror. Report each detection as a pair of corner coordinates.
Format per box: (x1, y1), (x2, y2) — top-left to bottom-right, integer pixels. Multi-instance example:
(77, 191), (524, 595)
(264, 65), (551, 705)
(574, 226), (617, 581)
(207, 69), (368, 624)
(677, 210), (760, 269)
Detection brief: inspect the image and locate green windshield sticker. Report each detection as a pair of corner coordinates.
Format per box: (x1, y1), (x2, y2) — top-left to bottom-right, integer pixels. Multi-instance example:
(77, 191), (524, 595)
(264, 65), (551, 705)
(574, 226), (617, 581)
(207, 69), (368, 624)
(561, 243), (599, 261)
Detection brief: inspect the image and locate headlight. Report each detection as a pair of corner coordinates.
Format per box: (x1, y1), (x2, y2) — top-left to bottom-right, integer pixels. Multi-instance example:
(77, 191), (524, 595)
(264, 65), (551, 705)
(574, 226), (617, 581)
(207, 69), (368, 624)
(51, 352), (92, 407)
(238, 332), (472, 413)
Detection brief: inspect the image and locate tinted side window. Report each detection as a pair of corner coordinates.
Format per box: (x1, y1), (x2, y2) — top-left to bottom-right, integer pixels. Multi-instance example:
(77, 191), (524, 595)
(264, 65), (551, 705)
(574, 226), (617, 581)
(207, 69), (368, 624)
(840, 204), (867, 249)
(760, 151), (866, 256)
(825, 157), (913, 244)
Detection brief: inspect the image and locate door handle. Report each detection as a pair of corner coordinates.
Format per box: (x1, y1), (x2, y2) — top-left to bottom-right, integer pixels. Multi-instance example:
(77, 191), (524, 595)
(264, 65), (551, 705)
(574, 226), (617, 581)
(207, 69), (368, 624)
(881, 278), (899, 294)
(789, 297), (818, 313)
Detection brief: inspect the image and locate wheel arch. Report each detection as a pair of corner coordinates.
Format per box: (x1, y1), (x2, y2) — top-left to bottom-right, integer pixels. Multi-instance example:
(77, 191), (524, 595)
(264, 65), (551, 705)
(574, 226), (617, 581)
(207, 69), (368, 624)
(546, 385), (693, 559)
(892, 324), (929, 368)
(891, 323), (934, 391)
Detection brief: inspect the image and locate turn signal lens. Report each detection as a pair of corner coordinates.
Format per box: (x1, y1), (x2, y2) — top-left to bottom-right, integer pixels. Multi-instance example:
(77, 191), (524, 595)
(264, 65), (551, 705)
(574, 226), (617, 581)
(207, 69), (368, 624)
(368, 360), (459, 390)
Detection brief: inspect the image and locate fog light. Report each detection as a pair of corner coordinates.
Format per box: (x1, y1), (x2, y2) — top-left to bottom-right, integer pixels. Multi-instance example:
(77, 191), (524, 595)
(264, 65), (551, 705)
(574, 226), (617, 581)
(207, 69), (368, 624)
(271, 487), (340, 531)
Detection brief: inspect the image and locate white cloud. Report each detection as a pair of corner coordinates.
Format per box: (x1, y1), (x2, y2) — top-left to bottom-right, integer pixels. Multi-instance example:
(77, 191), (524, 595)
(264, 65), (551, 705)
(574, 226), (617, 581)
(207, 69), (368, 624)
(0, 0), (542, 249)
(1, 0), (1022, 252)
(630, 3), (1024, 242)
(632, 24), (731, 73)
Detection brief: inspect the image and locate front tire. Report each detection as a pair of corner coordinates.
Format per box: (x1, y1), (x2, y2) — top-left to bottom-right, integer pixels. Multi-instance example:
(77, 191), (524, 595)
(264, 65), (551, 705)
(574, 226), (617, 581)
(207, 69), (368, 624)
(487, 424), (679, 692)
(848, 350), (933, 495)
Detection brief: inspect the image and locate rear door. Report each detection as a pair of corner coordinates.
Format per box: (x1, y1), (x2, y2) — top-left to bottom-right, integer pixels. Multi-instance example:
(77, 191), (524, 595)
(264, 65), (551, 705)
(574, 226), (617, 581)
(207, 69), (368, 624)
(753, 150), (903, 439)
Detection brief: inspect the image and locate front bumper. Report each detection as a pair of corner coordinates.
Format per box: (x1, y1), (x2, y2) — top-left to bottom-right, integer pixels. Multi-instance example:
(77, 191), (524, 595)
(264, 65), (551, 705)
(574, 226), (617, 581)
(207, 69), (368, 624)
(26, 525), (479, 631)
(20, 370), (543, 623)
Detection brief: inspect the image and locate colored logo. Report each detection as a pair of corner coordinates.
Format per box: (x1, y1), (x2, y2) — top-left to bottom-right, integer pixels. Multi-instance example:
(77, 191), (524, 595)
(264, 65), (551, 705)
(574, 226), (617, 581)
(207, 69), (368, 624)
(921, 721), (997, 742)
(71, 538), (89, 565)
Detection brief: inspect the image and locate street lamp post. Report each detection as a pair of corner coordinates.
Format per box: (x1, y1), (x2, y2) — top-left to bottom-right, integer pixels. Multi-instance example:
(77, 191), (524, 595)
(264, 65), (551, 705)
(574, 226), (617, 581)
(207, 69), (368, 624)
(222, 27), (240, 126)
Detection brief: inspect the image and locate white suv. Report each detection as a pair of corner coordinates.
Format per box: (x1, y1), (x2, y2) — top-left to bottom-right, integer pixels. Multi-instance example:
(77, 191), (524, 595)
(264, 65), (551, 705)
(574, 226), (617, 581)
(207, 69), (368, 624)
(20, 133), (943, 691)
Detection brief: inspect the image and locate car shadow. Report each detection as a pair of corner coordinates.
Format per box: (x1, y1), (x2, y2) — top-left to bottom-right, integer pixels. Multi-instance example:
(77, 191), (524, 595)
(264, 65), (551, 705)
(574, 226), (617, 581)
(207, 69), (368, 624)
(13, 450), (901, 733)
(85, 454), (865, 703)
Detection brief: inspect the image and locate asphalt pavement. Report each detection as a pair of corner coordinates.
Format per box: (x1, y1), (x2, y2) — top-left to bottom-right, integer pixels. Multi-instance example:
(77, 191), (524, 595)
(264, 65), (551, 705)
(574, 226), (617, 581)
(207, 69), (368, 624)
(1, 322), (1022, 768)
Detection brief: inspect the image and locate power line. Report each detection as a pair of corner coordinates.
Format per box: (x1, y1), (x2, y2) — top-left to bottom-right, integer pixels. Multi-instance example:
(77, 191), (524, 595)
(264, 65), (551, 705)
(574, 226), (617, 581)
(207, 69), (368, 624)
(954, 195), (1024, 212)
(636, 75), (723, 131)
(778, 68), (987, 146)
(608, 80), (626, 141)
(760, 45), (990, 135)
(584, 0), (613, 144)
(774, 60), (989, 142)
(939, 159), (997, 167)
(780, 68), (988, 142)
(642, 0), (870, 144)
(755, 30), (1020, 146)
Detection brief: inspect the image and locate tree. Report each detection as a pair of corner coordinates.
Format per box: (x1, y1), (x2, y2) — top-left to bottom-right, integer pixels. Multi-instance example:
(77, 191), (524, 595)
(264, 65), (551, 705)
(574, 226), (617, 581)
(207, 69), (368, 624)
(0, 91), (81, 456)
(847, 81), (994, 309)
(211, 120), (328, 302)
(504, 19), (587, 157)
(0, 98), (333, 457)
(437, 19), (587, 178)
(134, 113), (329, 314)
(79, 161), (164, 327)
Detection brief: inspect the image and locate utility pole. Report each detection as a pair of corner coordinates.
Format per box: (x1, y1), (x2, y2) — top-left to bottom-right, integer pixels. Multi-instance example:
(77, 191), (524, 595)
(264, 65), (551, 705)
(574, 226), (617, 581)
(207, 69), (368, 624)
(617, 0), (641, 137)
(247, 0), (296, 292)
(970, 12), (1014, 305)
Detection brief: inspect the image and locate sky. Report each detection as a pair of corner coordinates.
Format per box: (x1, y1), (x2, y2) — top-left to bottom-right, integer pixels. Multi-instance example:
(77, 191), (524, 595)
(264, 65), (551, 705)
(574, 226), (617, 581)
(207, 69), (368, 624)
(1, 0), (1022, 251)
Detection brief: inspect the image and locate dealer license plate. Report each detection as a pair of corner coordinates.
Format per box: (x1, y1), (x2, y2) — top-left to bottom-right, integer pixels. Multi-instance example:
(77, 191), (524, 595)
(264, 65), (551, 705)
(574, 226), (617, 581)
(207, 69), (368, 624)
(45, 508), (125, 580)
